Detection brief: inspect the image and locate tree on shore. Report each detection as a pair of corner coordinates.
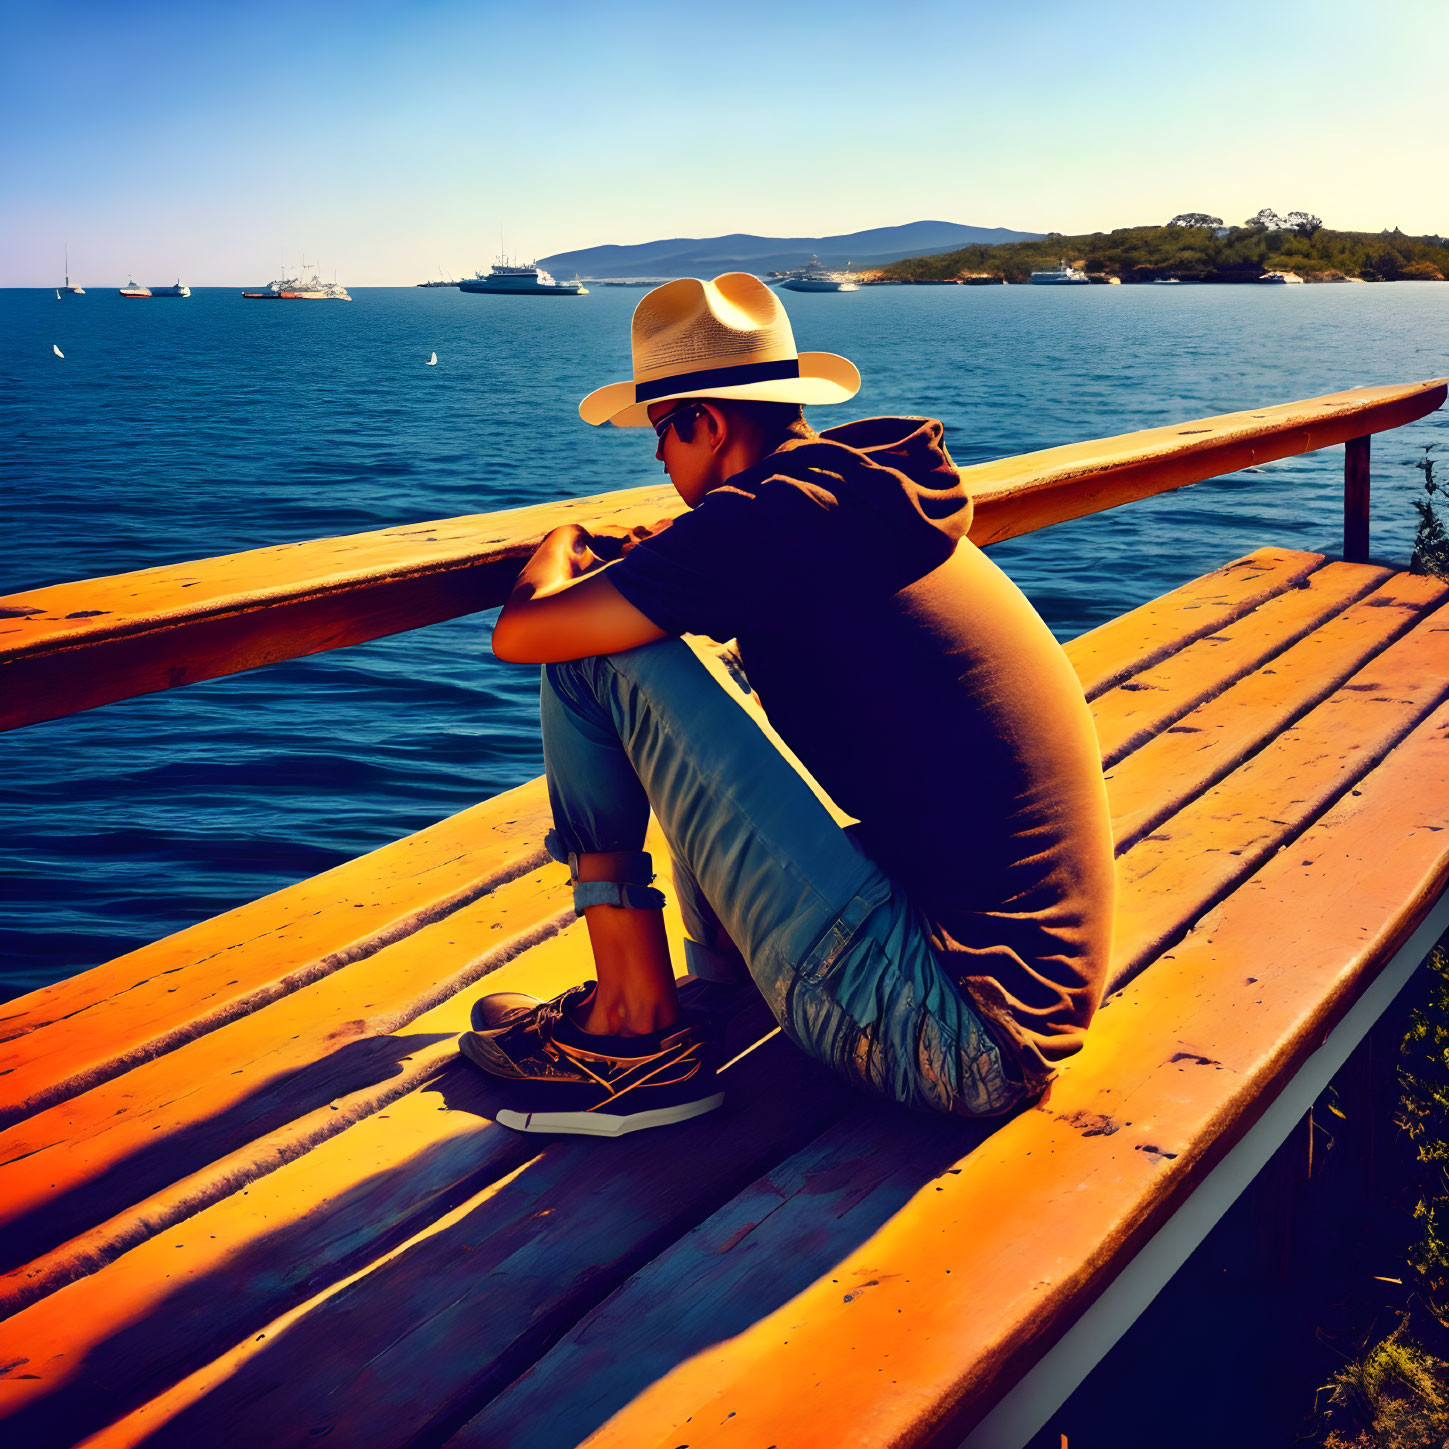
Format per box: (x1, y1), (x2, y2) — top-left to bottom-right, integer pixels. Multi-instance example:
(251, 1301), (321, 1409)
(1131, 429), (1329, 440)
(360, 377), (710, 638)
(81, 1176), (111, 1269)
(879, 222), (1449, 284)
(1285, 211), (1325, 238)
(1169, 213), (1224, 228)
(1246, 208), (1285, 230)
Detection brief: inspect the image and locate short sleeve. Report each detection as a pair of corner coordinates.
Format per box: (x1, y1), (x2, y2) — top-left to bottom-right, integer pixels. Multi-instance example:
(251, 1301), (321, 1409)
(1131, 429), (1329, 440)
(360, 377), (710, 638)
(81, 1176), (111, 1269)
(608, 480), (831, 642)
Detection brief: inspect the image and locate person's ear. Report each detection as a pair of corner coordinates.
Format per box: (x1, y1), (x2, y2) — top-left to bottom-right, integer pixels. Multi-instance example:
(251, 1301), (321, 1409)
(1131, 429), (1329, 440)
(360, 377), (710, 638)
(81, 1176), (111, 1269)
(699, 402), (728, 455)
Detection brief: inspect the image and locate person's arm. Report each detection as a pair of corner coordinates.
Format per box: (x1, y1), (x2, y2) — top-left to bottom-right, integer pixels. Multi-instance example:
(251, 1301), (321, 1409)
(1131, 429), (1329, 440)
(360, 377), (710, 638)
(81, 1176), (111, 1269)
(490, 523), (669, 664)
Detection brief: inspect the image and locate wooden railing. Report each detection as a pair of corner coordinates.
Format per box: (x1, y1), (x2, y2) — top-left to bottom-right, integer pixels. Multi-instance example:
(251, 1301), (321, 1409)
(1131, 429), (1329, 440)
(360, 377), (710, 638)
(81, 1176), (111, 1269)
(1, 379), (1443, 734)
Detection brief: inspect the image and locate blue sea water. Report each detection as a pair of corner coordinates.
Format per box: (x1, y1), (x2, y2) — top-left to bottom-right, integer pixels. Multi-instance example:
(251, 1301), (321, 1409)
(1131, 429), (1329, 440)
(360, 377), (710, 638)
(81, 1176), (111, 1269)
(2, 282), (1447, 997)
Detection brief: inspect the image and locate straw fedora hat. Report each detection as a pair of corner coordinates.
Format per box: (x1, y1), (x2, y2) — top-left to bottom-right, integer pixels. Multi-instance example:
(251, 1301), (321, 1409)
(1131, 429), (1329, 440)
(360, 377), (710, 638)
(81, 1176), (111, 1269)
(579, 271), (860, 427)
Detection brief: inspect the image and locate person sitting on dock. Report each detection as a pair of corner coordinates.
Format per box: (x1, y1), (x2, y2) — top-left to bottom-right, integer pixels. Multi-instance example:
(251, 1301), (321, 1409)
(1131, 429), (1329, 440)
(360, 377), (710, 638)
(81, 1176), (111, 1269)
(459, 272), (1116, 1136)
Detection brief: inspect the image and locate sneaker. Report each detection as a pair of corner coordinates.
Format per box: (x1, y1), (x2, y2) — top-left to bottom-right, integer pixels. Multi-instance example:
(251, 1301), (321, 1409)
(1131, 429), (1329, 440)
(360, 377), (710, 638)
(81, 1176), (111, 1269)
(458, 983), (724, 1136)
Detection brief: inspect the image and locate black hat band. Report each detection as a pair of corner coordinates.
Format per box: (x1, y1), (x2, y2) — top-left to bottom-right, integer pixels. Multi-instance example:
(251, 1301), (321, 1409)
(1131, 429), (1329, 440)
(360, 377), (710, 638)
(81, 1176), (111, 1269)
(634, 357), (801, 403)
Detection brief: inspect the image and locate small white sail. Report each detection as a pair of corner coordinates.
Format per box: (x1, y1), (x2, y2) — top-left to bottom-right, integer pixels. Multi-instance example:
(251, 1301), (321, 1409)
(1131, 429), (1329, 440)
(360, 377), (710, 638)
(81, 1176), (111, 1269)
(52, 344), (64, 358)
(427, 352), (437, 366)
(55, 289), (61, 300)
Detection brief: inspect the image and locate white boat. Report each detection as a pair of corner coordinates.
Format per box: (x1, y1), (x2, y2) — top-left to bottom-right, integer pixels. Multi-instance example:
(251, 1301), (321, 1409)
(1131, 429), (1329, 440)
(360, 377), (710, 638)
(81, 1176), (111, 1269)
(776, 256), (859, 292)
(1153, 278), (1182, 285)
(150, 280), (191, 298)
(427, 352), (437, 366)
(243, 268), (351, 300)
(1258, 271), (1305, 285)
(1029, 261), (1089, 285)
(119, 278), (153, 299)
(459, 260), (588, 295)
(59, 245), (84, 294)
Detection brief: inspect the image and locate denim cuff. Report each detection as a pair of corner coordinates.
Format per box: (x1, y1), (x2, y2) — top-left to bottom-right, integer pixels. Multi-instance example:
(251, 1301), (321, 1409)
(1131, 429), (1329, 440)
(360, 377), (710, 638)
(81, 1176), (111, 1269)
(573, 880), (668, 911)
(544, 828), (666, 911)
(683, 934), (751, 985)
(545, 828), (655, 883)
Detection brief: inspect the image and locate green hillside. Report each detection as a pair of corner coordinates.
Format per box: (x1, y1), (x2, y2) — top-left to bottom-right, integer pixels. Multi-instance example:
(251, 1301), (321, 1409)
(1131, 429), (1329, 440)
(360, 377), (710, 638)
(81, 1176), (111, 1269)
(878, 221), (1449, 284)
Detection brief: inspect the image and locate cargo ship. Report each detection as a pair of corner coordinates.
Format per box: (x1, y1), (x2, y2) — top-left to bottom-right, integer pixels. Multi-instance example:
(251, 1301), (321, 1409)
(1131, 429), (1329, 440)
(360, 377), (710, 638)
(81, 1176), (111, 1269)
(150, 280), (191, 298)
(119, 279), (152, 299)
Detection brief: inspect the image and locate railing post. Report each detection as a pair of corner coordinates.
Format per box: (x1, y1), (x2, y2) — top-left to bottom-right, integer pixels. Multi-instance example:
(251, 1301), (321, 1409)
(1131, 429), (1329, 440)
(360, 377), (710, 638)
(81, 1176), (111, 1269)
(1344, 435), (1371, 562)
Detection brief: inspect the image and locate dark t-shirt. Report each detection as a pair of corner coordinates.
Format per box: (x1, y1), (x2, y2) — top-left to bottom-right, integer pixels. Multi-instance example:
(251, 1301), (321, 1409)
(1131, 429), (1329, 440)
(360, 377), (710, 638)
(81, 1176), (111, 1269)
(608, 416), (1115, 1087)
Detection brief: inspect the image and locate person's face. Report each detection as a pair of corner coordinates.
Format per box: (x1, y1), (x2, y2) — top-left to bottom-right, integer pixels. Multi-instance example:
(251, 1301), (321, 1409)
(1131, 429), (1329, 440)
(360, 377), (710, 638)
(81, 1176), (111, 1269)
(649, 400), (720, 507)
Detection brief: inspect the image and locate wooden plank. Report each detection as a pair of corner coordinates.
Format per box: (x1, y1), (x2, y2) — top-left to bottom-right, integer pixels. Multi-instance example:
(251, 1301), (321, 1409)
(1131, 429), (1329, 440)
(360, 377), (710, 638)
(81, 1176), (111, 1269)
(0, 860), (571, 1275)
(0, 928), (600, 1445)
(1110, 610), (1449, 988)
(449, 1104), (998, 1449)
(540, 695), (1449, 1449)
(0, 486), (679, 733)
(7, 1034), (857, 1449)
(4, 382), (1441, 733)
(1106, 571), (1448, 850)
(1066, 548), (1324, 699)
(1090, 559), (1390, 767)
(961, 378), (1446, 548)
(0, 942), (781, 1449)
(0, 779), (554, 1126)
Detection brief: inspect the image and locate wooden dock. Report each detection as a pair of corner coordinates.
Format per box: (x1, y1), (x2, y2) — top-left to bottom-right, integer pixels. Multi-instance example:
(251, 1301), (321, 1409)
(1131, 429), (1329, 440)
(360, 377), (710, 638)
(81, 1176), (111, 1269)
(1, 380), (1446, 1447)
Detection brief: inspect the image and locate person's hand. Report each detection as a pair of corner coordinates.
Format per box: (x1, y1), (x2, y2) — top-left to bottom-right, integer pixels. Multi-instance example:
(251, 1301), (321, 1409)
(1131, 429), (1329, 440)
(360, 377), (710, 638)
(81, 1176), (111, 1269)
(537, 523), (608, 579)
(587, 516), (677, 560)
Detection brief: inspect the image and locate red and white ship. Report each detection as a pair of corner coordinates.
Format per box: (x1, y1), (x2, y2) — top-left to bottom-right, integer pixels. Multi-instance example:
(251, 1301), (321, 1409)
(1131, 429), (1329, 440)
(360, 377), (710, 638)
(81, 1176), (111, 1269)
(243, 266), (350, 301)
(119, 278), (152, 299)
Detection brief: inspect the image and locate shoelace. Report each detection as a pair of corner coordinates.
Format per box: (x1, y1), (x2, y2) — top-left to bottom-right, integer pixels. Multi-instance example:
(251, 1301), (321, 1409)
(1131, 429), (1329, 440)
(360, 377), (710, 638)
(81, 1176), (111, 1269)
(530, 986), (696, 1076)
(531, 986), (592, 1064)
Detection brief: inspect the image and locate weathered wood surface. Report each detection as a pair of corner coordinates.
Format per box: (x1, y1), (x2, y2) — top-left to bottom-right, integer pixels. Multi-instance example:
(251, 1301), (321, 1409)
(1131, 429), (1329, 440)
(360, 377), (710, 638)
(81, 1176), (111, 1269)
(3, 381), (1442, 733)
(0, 780), (556, 1125)
(960, 378), (1444, 548)
(0, 487), (676, 734)
(1, 550), (1446, 1449)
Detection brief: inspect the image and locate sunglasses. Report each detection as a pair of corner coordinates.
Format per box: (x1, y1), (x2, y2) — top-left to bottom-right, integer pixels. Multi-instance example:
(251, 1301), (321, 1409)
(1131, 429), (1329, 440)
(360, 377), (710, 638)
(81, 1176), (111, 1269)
(651, 402), (703, 443)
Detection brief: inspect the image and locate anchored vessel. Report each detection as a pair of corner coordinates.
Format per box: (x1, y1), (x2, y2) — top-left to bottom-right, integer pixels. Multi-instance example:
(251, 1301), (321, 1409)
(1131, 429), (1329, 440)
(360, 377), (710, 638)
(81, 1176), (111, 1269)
(1029, 261), (1090, 284)
(58, 245), (84, 294)
(775, 256), (859, 292)
(118, 278), (152, 299)
(149, 280), (191, 298)
(1259, 270), (1305, 284)
(459, 260), (588, 295)
(243, 270), (352, 301)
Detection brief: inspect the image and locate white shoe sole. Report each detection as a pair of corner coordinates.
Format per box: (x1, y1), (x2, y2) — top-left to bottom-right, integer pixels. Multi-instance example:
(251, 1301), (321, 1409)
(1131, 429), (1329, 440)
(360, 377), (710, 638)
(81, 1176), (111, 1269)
(494, 1092), (725, 1136)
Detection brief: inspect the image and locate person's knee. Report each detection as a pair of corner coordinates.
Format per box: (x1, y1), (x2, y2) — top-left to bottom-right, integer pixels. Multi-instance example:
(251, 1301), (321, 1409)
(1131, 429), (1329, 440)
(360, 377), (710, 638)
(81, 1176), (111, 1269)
(543, 656), (591, 694)
(544, 638), (686, 700)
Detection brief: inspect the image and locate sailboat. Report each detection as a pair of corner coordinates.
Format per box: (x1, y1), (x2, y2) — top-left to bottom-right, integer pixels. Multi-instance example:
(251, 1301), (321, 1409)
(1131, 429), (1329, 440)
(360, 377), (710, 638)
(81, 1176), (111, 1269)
(59, 245), (84, 294)
(55, 289), (61, 300)
(427, 352), (437, 366)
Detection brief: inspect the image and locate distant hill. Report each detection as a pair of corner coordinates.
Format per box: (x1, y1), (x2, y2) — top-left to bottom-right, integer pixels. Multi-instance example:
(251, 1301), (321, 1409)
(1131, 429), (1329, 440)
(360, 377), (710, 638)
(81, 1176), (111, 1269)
(538, 221), (1044, 279)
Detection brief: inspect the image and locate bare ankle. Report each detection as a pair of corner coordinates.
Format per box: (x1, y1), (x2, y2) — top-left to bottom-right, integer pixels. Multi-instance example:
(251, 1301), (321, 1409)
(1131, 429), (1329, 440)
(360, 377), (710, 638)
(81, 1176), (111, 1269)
(578, 993), (679, 1037)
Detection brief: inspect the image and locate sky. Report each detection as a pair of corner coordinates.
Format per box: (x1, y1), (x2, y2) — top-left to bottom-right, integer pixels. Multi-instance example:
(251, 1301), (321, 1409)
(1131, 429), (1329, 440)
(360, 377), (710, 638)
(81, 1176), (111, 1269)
(2, 0), (1445, 286)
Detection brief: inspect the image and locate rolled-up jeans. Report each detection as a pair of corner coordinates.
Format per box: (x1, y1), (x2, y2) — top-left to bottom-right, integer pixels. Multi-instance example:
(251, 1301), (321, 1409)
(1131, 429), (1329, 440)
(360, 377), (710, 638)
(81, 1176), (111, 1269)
(539, 635), (1030, 1118)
